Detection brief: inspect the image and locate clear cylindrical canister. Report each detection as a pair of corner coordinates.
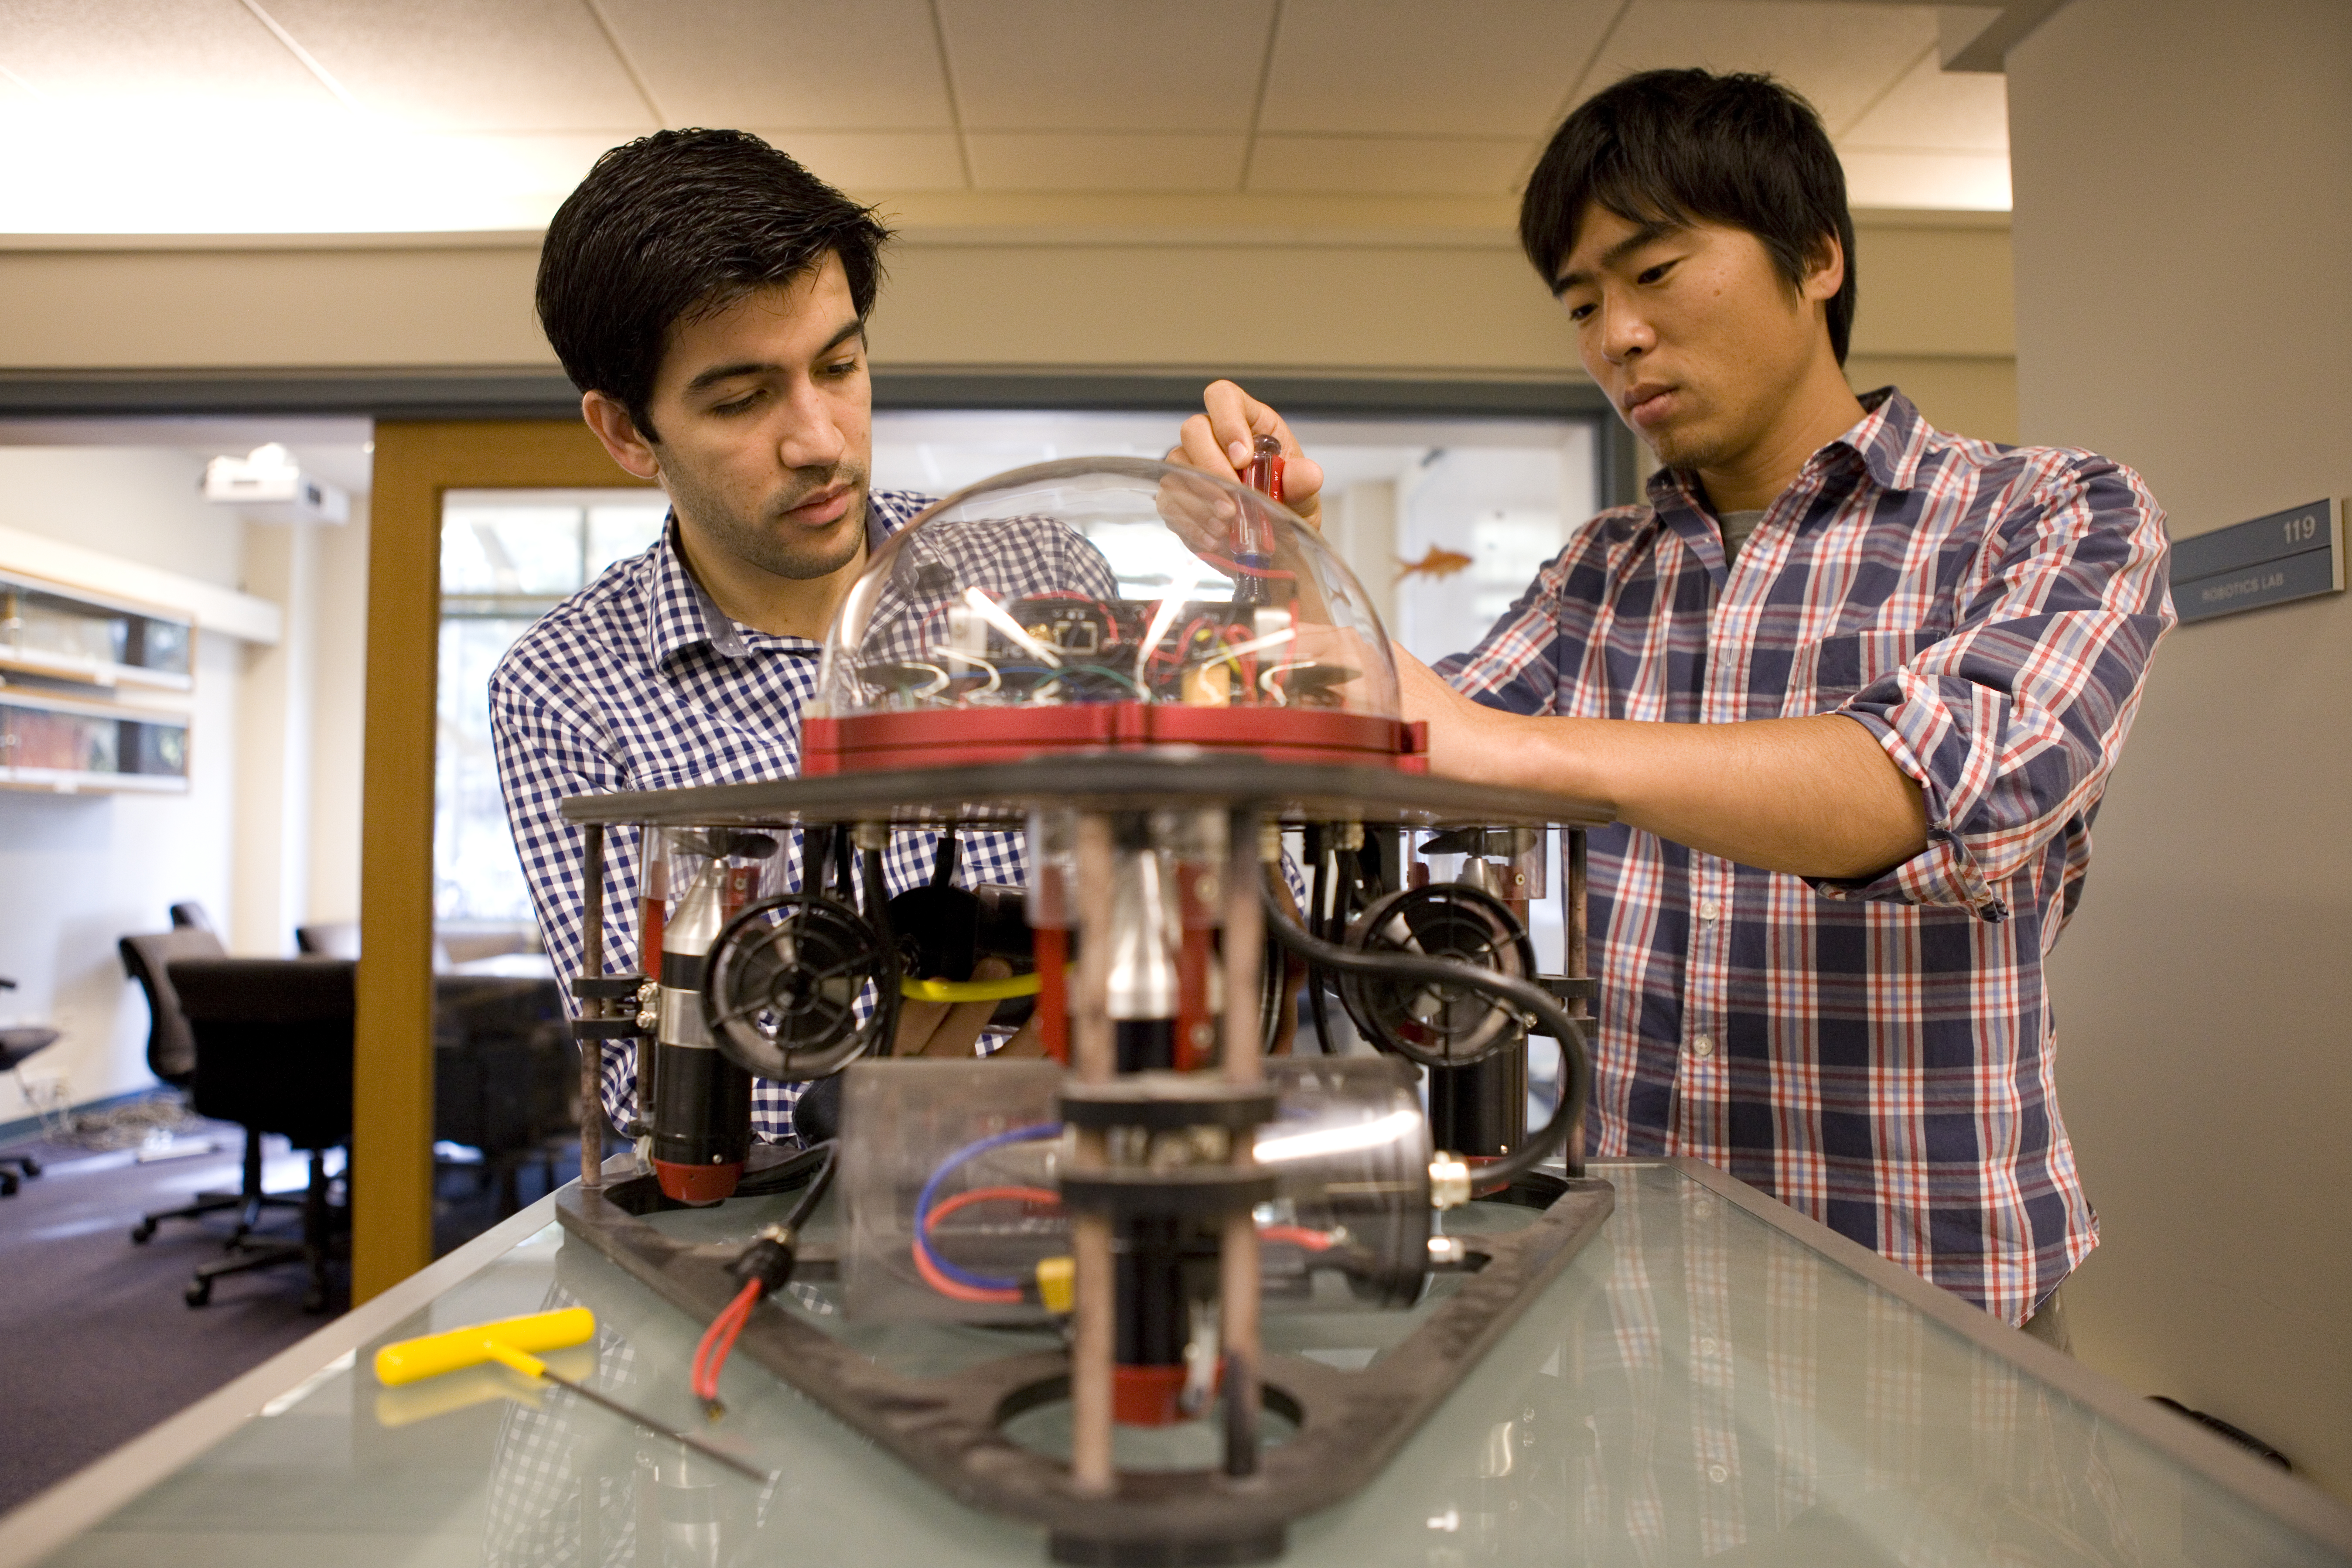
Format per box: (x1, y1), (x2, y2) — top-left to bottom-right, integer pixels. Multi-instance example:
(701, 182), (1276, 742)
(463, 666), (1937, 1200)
(1024, 810), (1078, 1061)
(840, 1056), (1431, 1323)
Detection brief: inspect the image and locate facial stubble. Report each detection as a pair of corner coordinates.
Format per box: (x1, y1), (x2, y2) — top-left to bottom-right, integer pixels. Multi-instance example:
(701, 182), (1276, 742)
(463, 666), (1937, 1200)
(671, 461), (871, 583)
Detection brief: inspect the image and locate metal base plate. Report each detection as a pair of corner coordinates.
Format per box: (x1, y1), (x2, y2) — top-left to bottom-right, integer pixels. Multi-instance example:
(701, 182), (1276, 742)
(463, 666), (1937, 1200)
(554, 1170), (1612, 1565)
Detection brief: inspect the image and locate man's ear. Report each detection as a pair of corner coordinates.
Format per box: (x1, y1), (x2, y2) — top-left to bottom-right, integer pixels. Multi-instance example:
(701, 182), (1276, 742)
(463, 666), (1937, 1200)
(1802, 231), (1847, 304)
(581, 390), (662, 482)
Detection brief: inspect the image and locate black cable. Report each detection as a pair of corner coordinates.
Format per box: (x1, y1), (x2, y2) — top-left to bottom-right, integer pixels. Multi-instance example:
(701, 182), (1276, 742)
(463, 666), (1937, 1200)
(802, 824), (835, 896)
(1259, 873), (1590, 1182)
(833, 829), (856, 900)
(860, 842), (902, 1053)
(733, 1139), (838, 1219)
(1306, 834), (1338, 1055)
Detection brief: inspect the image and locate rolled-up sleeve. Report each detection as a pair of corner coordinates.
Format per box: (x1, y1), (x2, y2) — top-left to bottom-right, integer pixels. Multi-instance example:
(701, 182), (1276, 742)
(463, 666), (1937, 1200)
(1814, 456), (2175, 916)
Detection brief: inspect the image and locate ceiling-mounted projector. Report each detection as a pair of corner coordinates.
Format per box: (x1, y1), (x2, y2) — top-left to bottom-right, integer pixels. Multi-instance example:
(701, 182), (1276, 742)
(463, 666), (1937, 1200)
(202, 444), (350, 524)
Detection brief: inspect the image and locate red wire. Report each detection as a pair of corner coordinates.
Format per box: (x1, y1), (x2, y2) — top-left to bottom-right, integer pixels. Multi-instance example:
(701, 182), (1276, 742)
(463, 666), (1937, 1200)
(929, 1184), (1060, 1223)
(1258, 1224), (1337, 1251)
(914, 1185), (1061, 1305)
(692, 1279), (762, 1403)
(913, 1240), (1020, 1304)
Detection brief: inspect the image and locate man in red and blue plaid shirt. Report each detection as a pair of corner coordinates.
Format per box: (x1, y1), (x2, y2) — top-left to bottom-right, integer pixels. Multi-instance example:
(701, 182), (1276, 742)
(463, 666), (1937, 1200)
(1179, 70), (2173, 1331)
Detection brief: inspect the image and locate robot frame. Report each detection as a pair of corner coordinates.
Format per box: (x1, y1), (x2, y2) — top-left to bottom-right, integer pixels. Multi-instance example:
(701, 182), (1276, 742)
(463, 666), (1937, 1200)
(554, 751), (1615, 1568)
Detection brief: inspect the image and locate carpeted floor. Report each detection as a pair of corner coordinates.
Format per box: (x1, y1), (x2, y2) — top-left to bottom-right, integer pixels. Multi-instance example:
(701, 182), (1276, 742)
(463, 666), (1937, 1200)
(0, 1116), (567, 1515)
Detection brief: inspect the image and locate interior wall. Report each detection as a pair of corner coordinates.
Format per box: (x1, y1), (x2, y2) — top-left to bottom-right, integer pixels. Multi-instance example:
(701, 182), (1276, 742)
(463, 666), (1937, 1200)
(0, 448), (245, 1117)
(2009, 0), (2352, 1498)
(231, 520), (317, 957)
(0, 211), (2014, 407)
(230, 499), (370, 953)
(306, 498), (370, 927)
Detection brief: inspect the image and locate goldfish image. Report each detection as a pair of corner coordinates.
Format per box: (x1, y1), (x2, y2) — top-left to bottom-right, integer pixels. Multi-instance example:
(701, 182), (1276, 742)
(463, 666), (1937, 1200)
(1396, 545), (1474, 581)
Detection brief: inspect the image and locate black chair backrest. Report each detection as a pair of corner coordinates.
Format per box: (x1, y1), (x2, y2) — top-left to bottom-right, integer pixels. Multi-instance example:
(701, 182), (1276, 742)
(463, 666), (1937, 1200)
(167, 958), (355, 1152)
(119, 928), (229, 1087)
(169, 902), (215, 934)
(295, 921), (360, 960)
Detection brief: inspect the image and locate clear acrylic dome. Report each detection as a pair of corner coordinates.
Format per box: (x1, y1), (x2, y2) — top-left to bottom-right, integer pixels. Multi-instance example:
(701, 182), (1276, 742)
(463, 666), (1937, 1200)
(811, 458), (1403, 767)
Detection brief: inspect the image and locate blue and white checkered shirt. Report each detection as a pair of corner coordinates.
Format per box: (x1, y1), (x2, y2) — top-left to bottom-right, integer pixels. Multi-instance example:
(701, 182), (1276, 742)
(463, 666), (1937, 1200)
(489, 489), (1034, 1143)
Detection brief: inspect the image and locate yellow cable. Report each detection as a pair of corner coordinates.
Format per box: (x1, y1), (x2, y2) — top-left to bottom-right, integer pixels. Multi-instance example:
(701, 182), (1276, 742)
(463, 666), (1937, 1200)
(899, 970), (1045, 1004)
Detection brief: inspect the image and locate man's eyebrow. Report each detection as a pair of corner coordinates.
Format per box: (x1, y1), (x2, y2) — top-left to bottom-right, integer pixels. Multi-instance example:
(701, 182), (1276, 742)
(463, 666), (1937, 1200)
(1550, 220), (1683, 296)
(681, 319), (867, 394)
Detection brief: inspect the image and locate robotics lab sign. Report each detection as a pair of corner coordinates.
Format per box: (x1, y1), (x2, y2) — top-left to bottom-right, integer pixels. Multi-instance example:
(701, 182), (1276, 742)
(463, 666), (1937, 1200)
(2170, 499), (2346, 624)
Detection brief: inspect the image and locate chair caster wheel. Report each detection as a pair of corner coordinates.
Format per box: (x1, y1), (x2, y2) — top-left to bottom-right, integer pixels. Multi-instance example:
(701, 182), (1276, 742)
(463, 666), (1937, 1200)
(185, 1280), (212, 1307)
(17, 1156), (37, 1178)
(131, 1220), (157, 1243)
(0, 1175), (16, 1198)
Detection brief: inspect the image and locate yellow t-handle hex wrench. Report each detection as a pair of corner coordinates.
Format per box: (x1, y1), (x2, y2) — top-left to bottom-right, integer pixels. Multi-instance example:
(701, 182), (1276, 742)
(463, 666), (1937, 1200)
(373, 1308), (768, 1482)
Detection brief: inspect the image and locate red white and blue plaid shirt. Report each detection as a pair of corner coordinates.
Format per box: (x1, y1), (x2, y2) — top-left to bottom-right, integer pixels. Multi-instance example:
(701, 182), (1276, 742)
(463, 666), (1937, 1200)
(1438, 390), (2174, 1323)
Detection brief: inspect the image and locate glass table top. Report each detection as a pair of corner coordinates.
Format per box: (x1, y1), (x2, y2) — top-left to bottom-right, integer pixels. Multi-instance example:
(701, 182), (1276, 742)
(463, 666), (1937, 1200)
(10, 1160), (2346, 1568)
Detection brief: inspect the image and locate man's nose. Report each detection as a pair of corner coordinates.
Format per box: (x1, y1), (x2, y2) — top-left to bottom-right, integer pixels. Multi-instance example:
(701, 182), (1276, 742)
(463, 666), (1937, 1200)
(776, 382), (847, 469)
(1598, 296), (1654, 365)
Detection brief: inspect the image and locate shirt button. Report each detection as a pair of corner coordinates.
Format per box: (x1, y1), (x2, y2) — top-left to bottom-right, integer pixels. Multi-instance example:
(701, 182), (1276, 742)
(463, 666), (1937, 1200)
(1690, 1034), (1714, 1059)
(1698, 898), (1720, 922)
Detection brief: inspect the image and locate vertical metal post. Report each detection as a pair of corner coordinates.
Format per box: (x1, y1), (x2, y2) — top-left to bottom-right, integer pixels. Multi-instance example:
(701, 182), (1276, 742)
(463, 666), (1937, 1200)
(1220, 807), (1266, 1477)
(579, 823), (607, 1193)
(1563, 827), (1589, 1168)
(1068, 813), (1116, 1496)
(1563, 827), (1588, 1019)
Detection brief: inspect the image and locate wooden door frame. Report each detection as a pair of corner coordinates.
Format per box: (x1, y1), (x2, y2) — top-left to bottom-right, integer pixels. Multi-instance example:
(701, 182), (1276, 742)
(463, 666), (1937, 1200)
(355, 419), (654, 1302)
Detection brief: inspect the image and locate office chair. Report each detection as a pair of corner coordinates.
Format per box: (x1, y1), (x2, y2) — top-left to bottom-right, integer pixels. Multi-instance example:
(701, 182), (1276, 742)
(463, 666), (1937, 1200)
(167, 957), (355, 1312)
(0, 977), (56, 1197)
(120, 928), (304, 1243)
(294, 922), (359, 960)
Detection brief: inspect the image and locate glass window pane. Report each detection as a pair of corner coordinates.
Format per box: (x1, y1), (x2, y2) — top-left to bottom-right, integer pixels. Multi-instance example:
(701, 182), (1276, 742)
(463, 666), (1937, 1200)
(440, 503), (586, 595)
(1393, 430), (1597, 664)
(437, 489), (661, 936)
(435, 616), (538, 924)
(586, 500), (669, 579)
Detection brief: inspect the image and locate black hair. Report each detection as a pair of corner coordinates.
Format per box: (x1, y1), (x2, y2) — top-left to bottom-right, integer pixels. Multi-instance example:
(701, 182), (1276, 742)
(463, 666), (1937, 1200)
(536, 128), (893, 441)
(1519, 69), (1857, 364)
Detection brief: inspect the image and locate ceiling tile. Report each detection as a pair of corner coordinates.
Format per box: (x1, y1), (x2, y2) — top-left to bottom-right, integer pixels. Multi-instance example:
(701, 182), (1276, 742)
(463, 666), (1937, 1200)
(1257, 0), (1619, 137)
(939, 0), (1273, 131)
(1580, 1), (1938, 132)
(0, 0), (337, 105)
(1840, 50), (2007, 149)
(1247, 136), (1529, 196)
(596, 0), (954, 130)
(746, 130), (969, 191)
(1839, 147), (2008, 210)
(260, 0), (655, 132)
(964, 132), (1246, 191)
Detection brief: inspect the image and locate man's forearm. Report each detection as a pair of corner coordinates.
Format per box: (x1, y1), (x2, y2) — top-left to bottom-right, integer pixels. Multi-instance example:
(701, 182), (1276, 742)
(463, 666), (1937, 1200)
(1399, 649), (1928, 880)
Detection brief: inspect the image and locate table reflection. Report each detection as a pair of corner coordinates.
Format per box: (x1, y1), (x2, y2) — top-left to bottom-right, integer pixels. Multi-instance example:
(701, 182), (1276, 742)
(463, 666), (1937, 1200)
(455, 1166), (2167, 1568)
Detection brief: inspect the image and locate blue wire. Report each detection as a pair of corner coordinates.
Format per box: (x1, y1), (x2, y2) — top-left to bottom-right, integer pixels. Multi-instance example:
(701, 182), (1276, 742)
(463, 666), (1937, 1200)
(913, 1121), (1062, 1292)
